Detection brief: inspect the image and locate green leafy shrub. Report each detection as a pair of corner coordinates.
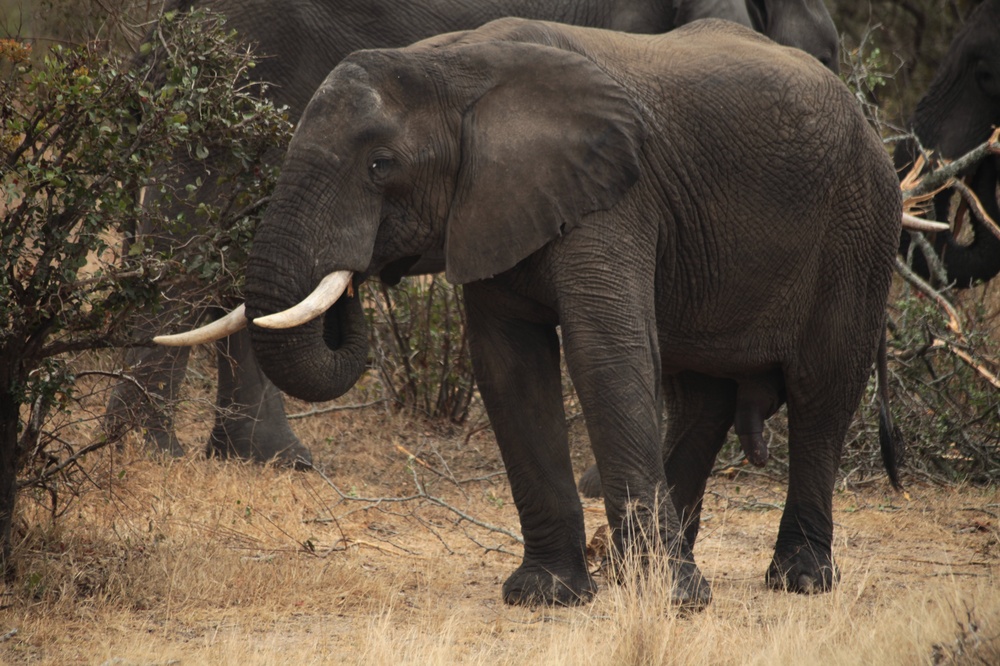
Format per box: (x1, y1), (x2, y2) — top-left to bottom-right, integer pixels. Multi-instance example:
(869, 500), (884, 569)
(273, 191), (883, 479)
(0, 8), (292, 571)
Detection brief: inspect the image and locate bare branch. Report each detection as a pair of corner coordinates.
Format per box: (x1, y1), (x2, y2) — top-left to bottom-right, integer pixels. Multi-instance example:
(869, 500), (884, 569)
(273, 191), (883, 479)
(286, 399), (386, 420)
(903, 128), (1000, 200)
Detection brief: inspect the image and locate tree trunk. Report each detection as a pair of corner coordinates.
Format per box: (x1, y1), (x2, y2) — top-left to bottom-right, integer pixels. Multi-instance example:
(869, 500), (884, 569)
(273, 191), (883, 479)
(0, 382), (20, 579)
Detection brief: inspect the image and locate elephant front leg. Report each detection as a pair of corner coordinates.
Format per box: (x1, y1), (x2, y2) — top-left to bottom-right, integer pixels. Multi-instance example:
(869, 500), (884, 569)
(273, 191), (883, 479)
(105, 330), (190, 457)
(464, 284), (593, 606)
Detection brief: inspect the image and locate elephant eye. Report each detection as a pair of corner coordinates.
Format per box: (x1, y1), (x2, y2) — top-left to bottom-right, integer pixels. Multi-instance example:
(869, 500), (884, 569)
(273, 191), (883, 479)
(368, 157), (393, 183)
(974, 63), (994, 91)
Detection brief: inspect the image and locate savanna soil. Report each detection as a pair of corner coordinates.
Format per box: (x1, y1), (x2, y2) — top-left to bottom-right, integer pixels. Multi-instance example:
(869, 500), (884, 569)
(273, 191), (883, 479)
(1, 354), (998, 665)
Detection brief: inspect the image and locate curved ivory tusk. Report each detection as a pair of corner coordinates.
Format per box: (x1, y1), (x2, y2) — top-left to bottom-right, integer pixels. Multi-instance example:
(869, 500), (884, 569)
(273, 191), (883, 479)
(902, 212), (950, 232)
(253, 270), (353, 330)
(153, 304), (248, 346)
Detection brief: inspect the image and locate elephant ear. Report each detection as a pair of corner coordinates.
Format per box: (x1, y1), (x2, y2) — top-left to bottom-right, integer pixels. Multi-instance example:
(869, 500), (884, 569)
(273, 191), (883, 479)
(444, 41), (646, 284)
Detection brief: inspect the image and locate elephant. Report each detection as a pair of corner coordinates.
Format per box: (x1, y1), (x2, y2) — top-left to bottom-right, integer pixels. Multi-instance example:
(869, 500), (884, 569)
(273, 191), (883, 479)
(895, 0), (1000, 289)
(109, 0), (842, 466)
(160, 18), (902, 606)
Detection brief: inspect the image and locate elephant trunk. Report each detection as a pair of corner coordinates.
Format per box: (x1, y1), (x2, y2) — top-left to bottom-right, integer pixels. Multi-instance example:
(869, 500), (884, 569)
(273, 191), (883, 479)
(244, 164), (374, 403)
(246, 287), (369, 403)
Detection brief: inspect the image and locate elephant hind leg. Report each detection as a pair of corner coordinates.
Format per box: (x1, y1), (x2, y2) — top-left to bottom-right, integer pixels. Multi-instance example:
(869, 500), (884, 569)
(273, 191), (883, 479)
(769, 348), (874, 593)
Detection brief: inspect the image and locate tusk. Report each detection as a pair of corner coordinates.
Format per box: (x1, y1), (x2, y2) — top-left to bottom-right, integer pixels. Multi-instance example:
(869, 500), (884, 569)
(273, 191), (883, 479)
(902, 212), (950, 232)
(253, 270), (353, 330)
(153, 304), (248, 346)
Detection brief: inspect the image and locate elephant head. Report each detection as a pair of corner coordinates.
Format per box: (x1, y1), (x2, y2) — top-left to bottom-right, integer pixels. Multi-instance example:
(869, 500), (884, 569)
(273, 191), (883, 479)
(897, 0), (1000, 288)
(239, 32), (644, 402)
(745, 0), (839, 71)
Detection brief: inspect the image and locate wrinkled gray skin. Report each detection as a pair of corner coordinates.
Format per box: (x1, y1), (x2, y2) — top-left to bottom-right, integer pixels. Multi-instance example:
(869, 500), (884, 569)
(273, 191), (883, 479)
(242, 19), (901, 607)
(107, 0), (841, 466)
(895, 0), (1000, 289)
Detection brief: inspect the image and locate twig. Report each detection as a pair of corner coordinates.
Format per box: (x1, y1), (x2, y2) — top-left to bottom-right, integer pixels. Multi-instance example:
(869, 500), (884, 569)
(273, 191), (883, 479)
(287, 399), (386, 419)
(907, 230), (951, 287)
(903, 128), (1000, 200)
(16, 437), (114, 490)
(951, 177), (1000, 243)
(894, 257), (962, 334)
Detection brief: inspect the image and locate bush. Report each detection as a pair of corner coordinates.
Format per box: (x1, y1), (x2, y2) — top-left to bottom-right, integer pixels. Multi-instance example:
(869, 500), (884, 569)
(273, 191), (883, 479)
(0, 8), (291, 571)
(366, 276), (476, 424)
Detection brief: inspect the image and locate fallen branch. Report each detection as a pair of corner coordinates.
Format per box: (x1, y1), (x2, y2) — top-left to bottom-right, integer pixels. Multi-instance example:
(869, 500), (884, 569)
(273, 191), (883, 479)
(894, 257), (962, 335)
(951, 177), (1000, 243)
(903, 128), (1000, 200)
(287, 398), (385, 419)
(902, 213), (950, 232)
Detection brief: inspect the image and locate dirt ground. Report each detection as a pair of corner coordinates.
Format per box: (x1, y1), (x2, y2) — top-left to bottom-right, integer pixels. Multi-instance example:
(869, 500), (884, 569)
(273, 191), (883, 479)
(1, 372), (999, 665)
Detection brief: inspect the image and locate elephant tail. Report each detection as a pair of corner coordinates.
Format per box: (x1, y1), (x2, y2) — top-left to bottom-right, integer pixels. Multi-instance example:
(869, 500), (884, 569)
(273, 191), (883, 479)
(877, 330), (904, 489)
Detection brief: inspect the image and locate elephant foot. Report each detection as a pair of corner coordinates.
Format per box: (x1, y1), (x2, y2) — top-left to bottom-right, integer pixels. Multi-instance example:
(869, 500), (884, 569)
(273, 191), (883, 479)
(144, 429), (186, 458)
(669, 557), (712, 610)
(601, 537), (712, 611)
(766, 545), (838, 594)
(577, 464), (603, 498)
(104, 399), (186, 458)
(739, 432), (768, 467)
(502, 560), (595, 606)
(207, 419), (313, 469)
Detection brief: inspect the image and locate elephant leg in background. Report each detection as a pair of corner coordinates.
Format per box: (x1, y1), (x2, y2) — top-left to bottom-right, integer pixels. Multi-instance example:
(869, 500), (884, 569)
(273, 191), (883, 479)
(209, 325), (311, 467)
(462, 282), (593, 606)
(661, 372), (738, 549)
(105, 325), (191, 457)
(106, 155), (308, 464)
(577, 371), (780, 498)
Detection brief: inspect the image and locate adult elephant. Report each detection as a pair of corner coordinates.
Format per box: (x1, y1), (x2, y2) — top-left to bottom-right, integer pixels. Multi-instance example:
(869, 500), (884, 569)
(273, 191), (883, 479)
(109, 0), (842, 466)
(161, 18), (901, 606)
(895, 0), (1000, 288)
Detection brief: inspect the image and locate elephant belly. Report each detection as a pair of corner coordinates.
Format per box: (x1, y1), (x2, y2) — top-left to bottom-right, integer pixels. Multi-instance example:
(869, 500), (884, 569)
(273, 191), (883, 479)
(658, 335), (787, 380)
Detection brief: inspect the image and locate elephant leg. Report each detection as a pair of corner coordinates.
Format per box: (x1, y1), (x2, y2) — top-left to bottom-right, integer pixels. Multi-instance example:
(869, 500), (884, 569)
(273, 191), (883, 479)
(105, 341), (189, 457)
(662, 372), (737, 549)
(559, 305), (710, 609)
(768, 339), (872, 593)
(463, 283), (593, 606)
(208, 327), (312, 468)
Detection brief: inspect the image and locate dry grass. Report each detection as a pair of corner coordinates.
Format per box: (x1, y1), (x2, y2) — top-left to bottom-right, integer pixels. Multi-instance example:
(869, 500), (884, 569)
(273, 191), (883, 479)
(2, 354), (999, 664)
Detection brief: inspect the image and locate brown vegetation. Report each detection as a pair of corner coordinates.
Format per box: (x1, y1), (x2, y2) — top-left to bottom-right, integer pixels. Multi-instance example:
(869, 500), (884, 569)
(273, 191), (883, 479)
(1, 363), (997, 664)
